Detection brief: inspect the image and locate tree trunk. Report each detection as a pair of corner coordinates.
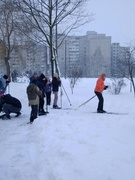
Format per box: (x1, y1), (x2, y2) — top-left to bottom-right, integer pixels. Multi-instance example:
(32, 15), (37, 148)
(5, 57), (10, 79)
(131, 78), (135, 97)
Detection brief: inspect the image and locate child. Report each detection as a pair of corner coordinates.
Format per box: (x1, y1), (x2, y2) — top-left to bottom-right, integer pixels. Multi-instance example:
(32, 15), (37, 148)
(52, 73), (61, 109)
(26, 79), (41, 124)
(45, 76), (52, 106)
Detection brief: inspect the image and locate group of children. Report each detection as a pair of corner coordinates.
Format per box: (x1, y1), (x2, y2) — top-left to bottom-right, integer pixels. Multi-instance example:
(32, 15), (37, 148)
(0, 72), (108, 122)
(0, 72), (61, 123)
(27, 72), (61, 124)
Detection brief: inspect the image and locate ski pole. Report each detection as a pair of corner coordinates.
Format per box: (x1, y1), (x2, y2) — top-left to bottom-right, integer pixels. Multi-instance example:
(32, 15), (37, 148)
(60, 86), (63, 108)
(78, 95), (96, 108)
(45, 96), (49, 113)
(61, 84), (72, 106)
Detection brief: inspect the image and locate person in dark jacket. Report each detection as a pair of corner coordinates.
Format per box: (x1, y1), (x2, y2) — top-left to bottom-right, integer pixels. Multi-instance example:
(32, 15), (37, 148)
(52, 73), (61, 109)
(37, 73), (47, 114)
(29, 72), (38, 85)
(27, 80), (41, 123)
(1, 94), (22, 119)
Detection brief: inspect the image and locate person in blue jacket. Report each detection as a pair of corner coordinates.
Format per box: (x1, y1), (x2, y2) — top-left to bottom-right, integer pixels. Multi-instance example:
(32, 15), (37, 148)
(29, 72), (38, 85)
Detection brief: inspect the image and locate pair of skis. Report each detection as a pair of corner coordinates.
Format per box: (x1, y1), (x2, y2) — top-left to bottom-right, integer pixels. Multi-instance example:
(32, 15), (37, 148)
(61, 95), (128, 115)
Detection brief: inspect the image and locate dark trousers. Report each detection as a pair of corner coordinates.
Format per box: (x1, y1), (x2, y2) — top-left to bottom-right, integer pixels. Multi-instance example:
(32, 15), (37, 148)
(3, 104), (21, 116)
(30, 105), (38, 122)
(39, 97), (44, 112)
(95, 92), (104, 111)
(46, 92), (51, 105)
(0, 97), (2, 112)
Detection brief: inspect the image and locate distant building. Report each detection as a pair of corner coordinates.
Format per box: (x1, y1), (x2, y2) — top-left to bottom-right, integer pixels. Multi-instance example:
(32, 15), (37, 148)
(57, 35), (80, 77)
(58, 31), (111, 77)
(0, 30), (129, 78)
(0, 40), (48, 75)
(84, 31), (111, 77)
(111, 43), (130, 77)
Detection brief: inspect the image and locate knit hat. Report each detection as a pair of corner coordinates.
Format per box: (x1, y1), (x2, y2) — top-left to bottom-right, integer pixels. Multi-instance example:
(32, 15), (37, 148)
(101, 73), (106, 78)
(3, 75), (8, 79)
(33, 72), (38, 76)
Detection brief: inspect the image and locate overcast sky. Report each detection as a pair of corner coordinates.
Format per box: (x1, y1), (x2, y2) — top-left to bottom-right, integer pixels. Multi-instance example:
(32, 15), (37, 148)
(75, 0), (135, 46)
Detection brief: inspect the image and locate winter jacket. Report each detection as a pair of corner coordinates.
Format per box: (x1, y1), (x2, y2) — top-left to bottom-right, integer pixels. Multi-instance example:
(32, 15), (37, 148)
(26, 84), (41, 105)
(37, 74), (47, 98)
(1, 94), (22, 108)
(52, 77), (61, 92)
(94, 76), (106, 93)
(29, 73), (39, 85)
(44, 82), (52, 93)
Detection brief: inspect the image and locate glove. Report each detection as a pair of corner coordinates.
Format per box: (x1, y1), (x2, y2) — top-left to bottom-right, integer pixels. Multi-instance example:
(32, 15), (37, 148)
(104, 86), (108, 90)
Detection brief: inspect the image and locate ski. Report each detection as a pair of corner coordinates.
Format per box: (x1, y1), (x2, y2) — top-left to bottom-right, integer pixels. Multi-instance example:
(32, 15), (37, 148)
(93, 112), (128, 115)
(52, 107), (61, 110)
(106, 112), (128, 115)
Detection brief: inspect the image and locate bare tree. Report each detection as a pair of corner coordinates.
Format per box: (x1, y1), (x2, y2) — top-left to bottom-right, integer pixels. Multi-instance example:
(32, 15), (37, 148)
(0, 1), (17, 78)
(68, 63), (83, 94)
(109, 78), (126, 94)
(14, 0), (94, 77)
(116, 42), (135, 96)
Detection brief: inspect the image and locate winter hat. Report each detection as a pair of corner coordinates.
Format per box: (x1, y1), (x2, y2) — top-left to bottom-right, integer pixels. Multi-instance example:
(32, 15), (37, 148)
(33, 72), (38, 76)
(54, 73), (58, 78)
(3, 75), (8, 79)
(101, 73), (106, 78)
(40, 73), (45, 80)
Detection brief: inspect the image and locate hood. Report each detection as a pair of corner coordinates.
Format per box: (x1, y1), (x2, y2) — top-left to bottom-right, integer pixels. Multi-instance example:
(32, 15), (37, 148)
(27, 84), (36, 93)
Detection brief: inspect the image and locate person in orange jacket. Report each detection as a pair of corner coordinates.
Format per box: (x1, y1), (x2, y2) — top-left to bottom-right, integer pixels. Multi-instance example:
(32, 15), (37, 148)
(94, 73), (108, 113)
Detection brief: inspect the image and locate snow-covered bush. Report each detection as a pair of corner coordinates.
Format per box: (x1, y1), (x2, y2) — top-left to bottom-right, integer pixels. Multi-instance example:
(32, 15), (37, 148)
(109, 78), (126, 94)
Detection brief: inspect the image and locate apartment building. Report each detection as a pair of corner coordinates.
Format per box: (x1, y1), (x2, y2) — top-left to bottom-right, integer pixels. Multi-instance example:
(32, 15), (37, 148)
(0, 41), (47, 76)
(58, 31), (111, 77)
(58, 35), (80, 77)
(0, 31), (129, 78)
(111, 43), (130, 77)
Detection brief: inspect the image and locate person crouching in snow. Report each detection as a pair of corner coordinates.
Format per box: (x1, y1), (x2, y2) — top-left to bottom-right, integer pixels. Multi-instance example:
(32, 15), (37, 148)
(26, 79), (41, 124)
(1, 94), (22, 119)
(94, 73), (108, 113)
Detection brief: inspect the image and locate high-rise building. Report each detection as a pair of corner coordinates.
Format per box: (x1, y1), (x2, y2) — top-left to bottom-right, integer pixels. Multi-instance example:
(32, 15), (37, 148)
(84, 31), (111, 77)
(0, 40), (48, 76)
(111, 43), (130, 77)
(0, 30), (129, 78)
(58, 31), (111, 77)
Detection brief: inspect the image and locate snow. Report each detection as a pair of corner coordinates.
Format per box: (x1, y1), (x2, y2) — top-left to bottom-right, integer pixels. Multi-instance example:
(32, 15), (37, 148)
(0, 78), (135, 180)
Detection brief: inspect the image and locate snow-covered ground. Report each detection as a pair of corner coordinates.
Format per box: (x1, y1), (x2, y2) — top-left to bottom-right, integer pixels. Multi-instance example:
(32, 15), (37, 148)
(0, 78), (135, 180)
